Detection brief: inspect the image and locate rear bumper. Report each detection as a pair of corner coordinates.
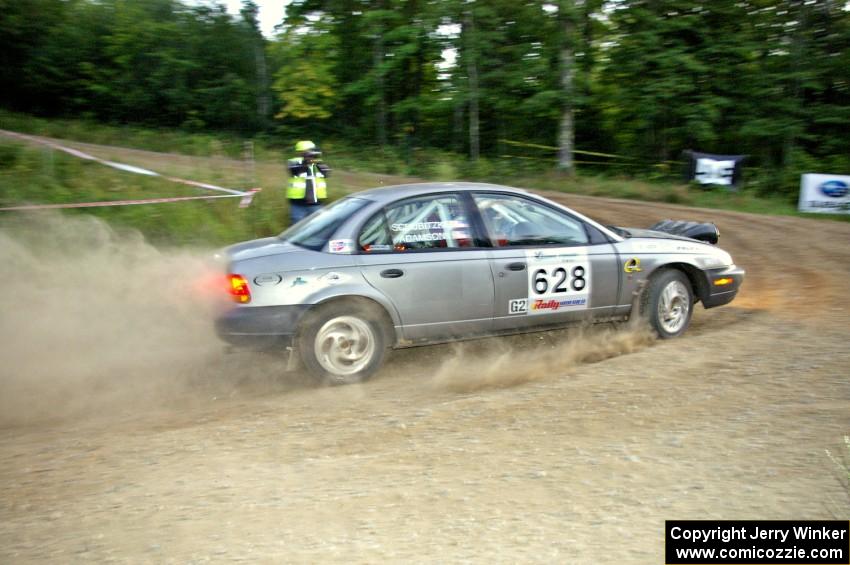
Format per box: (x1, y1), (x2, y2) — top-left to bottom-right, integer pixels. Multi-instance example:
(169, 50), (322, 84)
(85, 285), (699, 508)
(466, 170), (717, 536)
(700, 265), (745, 308)
(215, 304), (311, 348)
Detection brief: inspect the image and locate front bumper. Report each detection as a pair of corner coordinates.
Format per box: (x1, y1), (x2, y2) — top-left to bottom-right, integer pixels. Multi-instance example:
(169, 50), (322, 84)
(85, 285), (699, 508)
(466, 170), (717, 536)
(700, 265), (745, 308)
(215, 304), (311, 348)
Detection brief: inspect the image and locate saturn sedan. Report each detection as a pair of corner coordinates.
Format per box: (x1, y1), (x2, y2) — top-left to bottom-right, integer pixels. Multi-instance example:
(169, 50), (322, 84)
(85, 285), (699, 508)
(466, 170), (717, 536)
(215, 182), (744, 384)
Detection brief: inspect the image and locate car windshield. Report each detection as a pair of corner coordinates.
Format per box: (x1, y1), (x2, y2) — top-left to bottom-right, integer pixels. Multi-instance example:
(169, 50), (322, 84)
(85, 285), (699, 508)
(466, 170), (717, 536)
(607, 225), (631, 238)
(280, 197), (369, 251)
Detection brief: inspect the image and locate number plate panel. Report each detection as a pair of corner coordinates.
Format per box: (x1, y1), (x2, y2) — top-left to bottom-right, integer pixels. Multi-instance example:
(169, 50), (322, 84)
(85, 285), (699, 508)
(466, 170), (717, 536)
(526, 247), (591, 314)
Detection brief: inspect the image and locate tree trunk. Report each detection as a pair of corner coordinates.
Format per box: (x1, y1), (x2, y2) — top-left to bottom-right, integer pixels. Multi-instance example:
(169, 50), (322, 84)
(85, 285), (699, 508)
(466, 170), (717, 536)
(254, 41), (270, 128)
(240, 1), (269, 129)
(783, 0), (807, 169)
(453, 98), (465, 154)
(464, 6), (480, 162)
(373, 11), (387, 147)
(558, 0), (576, 173)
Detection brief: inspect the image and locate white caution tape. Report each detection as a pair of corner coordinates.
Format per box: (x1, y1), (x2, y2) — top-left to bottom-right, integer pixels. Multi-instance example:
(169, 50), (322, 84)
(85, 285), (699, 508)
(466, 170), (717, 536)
(0, 189), (261, 211)
(162, 175), (245, 195)
(0, 129), (260, 208)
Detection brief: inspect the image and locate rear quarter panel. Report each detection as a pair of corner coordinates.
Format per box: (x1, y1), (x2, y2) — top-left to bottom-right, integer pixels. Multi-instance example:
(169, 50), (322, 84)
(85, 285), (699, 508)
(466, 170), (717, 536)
(228, 252), (402, 327)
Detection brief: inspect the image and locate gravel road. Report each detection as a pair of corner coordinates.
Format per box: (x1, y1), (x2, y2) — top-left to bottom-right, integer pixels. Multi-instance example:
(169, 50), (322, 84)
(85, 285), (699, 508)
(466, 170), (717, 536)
(1, 189), (849, 563)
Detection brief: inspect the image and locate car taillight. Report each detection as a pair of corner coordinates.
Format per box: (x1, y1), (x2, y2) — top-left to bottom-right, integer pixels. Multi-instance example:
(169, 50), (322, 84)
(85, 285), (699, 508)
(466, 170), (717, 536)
(227, 274), (251, 303)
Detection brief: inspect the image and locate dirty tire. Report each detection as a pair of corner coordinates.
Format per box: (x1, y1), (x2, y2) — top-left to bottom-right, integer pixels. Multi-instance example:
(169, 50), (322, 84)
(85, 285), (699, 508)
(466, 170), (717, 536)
(297, 301), (389, 385)
(641, 269), (694, 339)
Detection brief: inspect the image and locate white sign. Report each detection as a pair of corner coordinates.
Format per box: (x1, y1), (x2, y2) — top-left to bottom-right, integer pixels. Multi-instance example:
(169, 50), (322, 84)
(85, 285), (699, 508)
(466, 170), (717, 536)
(525, 248), (591, 315)
(798, 173), (850, 214)
(695, 158), (736, 185)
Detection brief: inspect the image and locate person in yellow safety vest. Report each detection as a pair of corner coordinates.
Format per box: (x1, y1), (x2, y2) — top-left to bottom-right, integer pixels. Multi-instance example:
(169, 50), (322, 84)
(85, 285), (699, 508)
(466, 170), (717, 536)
(287, 140), (330, 224)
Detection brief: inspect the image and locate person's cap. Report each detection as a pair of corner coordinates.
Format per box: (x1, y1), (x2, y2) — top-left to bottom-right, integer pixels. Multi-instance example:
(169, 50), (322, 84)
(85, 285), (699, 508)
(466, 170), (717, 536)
(295, 140), (316, 152)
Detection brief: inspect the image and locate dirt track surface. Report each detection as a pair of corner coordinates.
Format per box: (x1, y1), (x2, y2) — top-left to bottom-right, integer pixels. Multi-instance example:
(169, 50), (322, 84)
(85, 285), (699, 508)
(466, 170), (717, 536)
(2, 186), (850, 562)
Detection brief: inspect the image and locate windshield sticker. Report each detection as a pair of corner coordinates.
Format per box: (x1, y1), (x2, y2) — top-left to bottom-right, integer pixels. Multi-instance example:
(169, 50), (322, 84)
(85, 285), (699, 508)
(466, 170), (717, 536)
(364, 244), (392, 252)
(328, 239), (354, 254)
(390, 220), (465, 232)
(525, 248), (591, 314)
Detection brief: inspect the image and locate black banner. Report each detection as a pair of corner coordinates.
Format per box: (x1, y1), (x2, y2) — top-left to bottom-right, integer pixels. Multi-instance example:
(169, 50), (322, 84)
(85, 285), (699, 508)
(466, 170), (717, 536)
(684, 151), (746, 188)
(666, 520), (850, 564)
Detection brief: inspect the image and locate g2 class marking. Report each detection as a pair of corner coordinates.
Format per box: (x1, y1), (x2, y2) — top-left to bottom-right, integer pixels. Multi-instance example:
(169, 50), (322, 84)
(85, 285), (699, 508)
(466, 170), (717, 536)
(508, 298), (528, 315)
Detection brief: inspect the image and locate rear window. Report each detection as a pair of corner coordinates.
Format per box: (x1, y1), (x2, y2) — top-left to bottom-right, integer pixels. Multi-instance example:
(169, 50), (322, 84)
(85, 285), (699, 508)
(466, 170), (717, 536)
(280, 197), (369, 251)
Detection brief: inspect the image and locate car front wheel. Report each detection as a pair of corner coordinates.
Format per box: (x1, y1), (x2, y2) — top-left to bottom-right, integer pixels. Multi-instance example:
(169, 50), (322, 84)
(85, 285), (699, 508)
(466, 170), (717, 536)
(297, 302), (389, 385)
(641, 269), (694, 339)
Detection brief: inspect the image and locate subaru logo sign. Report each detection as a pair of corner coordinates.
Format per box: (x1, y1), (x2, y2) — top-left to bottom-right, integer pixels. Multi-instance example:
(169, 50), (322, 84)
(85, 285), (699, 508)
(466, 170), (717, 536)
(819, 180), (849, 198)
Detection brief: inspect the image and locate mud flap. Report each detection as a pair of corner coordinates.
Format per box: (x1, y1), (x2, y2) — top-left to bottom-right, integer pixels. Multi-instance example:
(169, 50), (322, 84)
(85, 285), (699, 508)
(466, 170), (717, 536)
(285, 346), (299, 372)
(627, 280), (648, 329)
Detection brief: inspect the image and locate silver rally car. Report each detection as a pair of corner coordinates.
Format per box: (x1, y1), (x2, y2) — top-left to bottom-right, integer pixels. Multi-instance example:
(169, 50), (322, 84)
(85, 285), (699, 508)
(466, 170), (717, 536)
(216, 182), (744, 384)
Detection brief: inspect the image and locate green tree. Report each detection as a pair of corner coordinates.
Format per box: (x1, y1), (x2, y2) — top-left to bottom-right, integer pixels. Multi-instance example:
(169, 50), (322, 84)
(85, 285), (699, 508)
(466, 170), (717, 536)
(0, 0), (68, 113)
(241, 0), (271, 128)
(269, 12), (339, 122)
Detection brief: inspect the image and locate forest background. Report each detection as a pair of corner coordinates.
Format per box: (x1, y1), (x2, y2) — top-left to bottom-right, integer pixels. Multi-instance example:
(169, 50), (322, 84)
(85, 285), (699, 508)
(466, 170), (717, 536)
(1, 0), (848, 243)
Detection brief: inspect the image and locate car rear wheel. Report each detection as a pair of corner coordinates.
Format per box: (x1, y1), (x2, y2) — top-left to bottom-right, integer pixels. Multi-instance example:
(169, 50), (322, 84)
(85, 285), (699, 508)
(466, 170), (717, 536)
(297, 302), (389, 385)
(641, 269), (693, 339)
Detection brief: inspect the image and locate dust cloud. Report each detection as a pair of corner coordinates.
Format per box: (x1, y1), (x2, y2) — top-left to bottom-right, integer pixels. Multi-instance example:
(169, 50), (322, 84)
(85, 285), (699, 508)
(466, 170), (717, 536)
(429, 324), (655, 393)
(0, 213), (287, 427)
(0, 212), (658, 427)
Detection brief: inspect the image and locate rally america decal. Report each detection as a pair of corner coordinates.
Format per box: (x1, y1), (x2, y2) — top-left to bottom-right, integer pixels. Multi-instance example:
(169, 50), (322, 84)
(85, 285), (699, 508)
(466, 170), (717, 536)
(525, 248), (591, 314)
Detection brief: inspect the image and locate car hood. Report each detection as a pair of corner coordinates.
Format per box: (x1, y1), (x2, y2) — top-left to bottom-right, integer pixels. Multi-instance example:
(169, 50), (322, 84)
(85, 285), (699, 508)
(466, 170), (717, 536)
(222, 237), (304, 262)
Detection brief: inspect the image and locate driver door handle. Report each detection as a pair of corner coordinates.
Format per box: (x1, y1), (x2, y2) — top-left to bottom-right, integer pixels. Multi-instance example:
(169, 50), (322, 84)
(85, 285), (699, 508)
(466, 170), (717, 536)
(380, 268), (404, 279)
(506, 262), (526, 271)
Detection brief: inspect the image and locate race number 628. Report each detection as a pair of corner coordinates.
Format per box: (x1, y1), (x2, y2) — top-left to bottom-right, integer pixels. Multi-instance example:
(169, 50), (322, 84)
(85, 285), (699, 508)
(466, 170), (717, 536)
(532, 266), (586, 294)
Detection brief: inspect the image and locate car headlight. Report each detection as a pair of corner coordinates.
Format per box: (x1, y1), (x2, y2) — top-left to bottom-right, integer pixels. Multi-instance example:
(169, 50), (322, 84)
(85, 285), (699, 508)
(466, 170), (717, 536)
(695, 252), (732, 269)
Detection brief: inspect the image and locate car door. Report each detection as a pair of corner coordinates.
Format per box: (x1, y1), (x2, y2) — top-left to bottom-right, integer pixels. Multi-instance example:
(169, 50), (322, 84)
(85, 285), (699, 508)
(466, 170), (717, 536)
(471, 192), (620, 331)
(356, 193), (495, 342)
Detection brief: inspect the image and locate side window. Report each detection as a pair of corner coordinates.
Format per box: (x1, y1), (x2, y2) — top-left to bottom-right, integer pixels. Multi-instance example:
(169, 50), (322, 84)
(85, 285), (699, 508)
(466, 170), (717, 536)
(473, 193), (589, 247)
(358, 212), (393, 253)
(383, 194), (474, 251)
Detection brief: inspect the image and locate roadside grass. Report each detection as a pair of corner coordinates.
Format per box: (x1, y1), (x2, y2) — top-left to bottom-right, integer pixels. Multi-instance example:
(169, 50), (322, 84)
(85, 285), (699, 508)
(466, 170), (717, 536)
(508, 171), (809, 218)
(0, 136), (420, 246)
(1, 111), (847, 247)
(0, 140), (273, 246)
